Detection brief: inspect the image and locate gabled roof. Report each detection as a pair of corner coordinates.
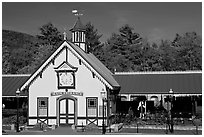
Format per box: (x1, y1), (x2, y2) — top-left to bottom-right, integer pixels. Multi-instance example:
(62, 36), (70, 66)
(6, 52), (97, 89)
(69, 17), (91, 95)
(70, 17), (86, 32)
(67, 41), (120, 90)
(113, 71), (202, 94)
(20, 40), (120, 91)
(2, 75), (30, 96)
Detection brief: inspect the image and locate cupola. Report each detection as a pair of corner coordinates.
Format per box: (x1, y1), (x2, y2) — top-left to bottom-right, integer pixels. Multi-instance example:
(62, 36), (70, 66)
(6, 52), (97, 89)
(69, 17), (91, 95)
(70, 16), (87, 52)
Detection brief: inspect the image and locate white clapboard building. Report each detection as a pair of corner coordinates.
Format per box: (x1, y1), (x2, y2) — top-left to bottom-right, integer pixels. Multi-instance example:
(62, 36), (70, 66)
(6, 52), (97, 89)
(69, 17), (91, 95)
(17, 17), (120, 127)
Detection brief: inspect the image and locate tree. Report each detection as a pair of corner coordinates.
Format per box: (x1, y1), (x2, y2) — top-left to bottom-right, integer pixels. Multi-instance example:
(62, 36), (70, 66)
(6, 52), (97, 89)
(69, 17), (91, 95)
(172, 32), (202, 70)
(18, 23), (63, 74)
(139, 40), (163, 71)
(17, 44), (54, 74)
(158, 40), (177, 71)
(10, 48), (34, 74)
(37, 22), (63, 51)
(119, 24), (142, 45)
(2, 44), (10, 74)
(85, 22), (104, 58)
(102, 25), (143, 72)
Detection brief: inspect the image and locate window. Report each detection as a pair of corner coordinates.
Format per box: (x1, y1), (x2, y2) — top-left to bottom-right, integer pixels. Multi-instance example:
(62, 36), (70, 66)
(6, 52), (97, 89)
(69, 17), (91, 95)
(37, 97), (48, 117)
(88, 98), (97, 108)
(39, 100), (46, 107)
(86, 97), (98, 117)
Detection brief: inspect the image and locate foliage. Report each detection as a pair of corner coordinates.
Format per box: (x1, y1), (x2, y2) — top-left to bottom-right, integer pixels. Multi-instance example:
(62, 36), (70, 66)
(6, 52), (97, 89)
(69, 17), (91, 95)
(2, 109), (27, 117)
(2, 30), (38, 74)
(17, 44), (54, 74)
(102, 24), (143, 72)
(2, 30), (38, 50)
(172, 32), (202, 70)
(119, 24), (142, 45)
(37, 22), (63, 50)
(2, 115), (27, 125)
(10, 48), (35, 73)
(2, 23), (202, 74)
(85, 22), (103, 53)
(18, 22), (63, 74)
(33, 122), (49, 131)
(2, 44), (11, 74)
(102, 25), (202, 72)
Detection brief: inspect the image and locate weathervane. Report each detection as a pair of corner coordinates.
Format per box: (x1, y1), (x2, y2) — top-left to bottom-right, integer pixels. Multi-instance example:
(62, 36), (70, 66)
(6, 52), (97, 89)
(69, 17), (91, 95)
(72, 9), (84, 16)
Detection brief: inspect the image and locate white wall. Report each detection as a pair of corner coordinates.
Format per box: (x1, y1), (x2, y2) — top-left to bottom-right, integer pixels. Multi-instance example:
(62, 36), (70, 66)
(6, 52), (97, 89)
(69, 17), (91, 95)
(28, 42), (106, 126)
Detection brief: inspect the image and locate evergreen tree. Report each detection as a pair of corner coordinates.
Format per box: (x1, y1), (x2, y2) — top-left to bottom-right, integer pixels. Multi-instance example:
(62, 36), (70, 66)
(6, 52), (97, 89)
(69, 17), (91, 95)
(85, 22), (104, 60)
(119, 24), (142, 45)
(18, 22), (63, 74)
(37, 22), (63, 51)
(159, 40), (177, 71)
(103, 25), (143, 72)
(172, 32), (202, 70)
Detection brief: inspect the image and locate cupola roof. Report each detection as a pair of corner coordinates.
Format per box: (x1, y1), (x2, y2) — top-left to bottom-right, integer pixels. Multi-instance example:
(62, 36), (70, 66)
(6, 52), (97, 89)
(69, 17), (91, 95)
(70, 17), (86, 32)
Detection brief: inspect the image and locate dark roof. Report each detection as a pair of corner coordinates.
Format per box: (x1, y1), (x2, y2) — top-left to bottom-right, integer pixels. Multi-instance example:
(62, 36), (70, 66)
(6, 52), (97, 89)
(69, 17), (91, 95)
(67, 41), (120, 90)
(70, 17), (86, 32)
(113, 72), (202, 94)
(2, 75), (30, 96)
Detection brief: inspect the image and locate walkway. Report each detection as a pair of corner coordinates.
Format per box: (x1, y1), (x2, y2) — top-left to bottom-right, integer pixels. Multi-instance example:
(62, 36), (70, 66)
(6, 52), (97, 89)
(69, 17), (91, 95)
(5, 126), (102, 135)
(4, 125), (202, 135)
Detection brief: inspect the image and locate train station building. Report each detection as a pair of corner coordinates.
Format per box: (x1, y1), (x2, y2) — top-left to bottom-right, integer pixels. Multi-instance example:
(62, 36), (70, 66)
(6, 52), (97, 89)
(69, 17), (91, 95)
(2, 17), (202, 128)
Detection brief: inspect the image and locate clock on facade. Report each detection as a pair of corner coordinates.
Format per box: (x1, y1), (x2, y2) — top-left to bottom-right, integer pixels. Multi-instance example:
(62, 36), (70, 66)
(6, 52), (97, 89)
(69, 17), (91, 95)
(55, 61), (78, 89)
(59, 72), (74, 87)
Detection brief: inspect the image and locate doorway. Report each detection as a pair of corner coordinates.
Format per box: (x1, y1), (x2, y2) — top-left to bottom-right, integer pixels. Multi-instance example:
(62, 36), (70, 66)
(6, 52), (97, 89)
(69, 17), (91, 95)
(56, 94), (77, 126)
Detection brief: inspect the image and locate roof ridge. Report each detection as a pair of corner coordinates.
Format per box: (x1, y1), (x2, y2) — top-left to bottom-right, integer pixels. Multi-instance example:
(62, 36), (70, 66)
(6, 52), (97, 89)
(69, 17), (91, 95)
(2, 74), (31, 77)
(114, 71), (202, 75)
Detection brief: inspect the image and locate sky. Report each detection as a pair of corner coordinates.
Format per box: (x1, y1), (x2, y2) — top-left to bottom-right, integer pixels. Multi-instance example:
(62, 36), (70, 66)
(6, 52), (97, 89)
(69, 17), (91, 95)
(2, 2), (202, 44)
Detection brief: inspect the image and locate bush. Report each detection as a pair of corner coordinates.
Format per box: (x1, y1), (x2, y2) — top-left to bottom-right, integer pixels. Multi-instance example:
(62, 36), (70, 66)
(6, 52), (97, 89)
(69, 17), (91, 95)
(2, 115), (27, 125)
(2, 109), (27, 118)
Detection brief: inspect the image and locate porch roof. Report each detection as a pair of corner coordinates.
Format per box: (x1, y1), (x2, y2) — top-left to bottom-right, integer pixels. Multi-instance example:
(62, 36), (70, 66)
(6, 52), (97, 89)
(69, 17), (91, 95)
(113, 71), (202, 94)
(2, 75), (30, 96)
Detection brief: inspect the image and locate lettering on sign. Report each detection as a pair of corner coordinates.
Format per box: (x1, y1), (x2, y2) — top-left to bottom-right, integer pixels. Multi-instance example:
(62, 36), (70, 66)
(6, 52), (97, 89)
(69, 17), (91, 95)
(51, 91), (83, 96)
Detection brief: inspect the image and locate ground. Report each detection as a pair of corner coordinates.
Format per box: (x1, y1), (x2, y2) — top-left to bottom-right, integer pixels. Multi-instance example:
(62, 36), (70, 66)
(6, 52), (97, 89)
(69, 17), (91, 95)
(3, 126), (202, 135)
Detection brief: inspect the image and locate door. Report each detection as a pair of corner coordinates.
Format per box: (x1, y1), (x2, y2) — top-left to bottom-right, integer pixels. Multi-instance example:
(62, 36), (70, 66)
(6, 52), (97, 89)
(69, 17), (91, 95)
(59, 98), (75, 126)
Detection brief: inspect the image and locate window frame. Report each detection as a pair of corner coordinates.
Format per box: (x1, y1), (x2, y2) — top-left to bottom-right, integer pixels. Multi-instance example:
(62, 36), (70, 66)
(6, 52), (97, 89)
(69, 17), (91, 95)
(37, 97), (48, 117)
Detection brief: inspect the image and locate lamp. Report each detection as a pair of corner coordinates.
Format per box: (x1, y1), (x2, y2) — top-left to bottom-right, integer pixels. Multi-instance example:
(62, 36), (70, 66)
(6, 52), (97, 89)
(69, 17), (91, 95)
(16, 89), (20, 132)
(169, 89), (174, 133)
(100, 89), (106, 100)
(100, 89), (106, 134)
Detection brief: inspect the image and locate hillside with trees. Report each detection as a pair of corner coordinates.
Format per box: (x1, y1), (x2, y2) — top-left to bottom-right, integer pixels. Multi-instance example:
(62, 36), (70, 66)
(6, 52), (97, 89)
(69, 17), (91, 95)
(2, 30), (39, 74)
(2, 23), (202, 74)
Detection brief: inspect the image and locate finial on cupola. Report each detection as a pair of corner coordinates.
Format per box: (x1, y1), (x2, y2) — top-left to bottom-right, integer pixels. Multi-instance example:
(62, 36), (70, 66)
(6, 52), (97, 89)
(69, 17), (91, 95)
(70, 9), (87, 53)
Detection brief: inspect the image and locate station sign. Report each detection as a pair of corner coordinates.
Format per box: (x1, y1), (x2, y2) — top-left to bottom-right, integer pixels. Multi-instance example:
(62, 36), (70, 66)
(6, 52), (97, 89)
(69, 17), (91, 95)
(51, 90), (83, 96)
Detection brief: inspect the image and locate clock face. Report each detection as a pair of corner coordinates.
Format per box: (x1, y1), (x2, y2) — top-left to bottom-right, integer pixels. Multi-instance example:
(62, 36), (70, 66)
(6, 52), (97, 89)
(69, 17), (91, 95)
(58, 72), (74, 88)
